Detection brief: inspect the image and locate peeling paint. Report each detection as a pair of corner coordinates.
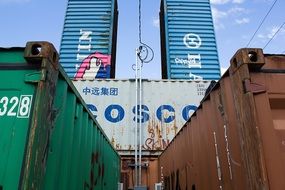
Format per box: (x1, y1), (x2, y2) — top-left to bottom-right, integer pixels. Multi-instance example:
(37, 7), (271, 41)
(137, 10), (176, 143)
(74, 79), (210, 152)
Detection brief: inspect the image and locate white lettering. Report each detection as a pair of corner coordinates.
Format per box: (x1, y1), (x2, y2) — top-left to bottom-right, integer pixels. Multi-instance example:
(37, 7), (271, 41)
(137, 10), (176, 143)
(181, 33), (203, 78)
(189, 72), (203, 80)
(187, 54), (201, 68)
(79, 29), (92, 42)
(18, 96), (32, 118)
(0, 95), (33, 118)
(76, 53), (89, 61)
(77, 44), (91, 51)
(77, 29), (93, 64)
(7, 97), (19, 116)
(174, 54), (202, 68)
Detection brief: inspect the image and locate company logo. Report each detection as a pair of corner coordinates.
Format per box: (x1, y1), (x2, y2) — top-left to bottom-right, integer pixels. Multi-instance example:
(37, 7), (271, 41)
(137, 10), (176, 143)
(86, 103), (198, 123)
(172, 33), (204, 80)
(75, 29), (111, 79)
(74, 52), (111, 80)
(183, 33), (202, 49)
(175, 54), (202, 68)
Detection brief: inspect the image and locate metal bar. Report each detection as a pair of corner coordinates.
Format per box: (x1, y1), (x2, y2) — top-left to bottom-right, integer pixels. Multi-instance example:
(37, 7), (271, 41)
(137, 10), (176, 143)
(135, 49), (138, 187)
(139, 59), (142, 186)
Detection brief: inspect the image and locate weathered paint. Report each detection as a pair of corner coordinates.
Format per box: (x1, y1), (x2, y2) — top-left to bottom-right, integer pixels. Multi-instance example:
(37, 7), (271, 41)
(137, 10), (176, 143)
(159, 49), (285, 189)
(73, 79), (210, 153)
(0, 42), (120, 190)
(121, 156), (159, 190)
(160, 0), (221, 80)
(60, 0), (118, 79)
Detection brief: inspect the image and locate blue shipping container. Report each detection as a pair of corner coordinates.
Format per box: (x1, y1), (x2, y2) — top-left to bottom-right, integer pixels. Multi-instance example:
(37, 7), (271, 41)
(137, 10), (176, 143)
(160, 0), (221, 80)
(60, 0), (118, 79)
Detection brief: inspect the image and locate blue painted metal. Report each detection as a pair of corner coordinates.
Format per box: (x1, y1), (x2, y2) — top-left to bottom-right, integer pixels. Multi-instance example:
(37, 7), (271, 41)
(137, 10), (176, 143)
(160, 0), (221, 80)
(60, 0), (118, 79)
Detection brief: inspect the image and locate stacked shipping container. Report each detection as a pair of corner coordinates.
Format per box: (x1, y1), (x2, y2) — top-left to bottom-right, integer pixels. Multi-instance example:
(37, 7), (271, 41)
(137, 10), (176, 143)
(160, 0), (221, 80)
(60, 0), (118, 79)
(58, 0), (221, 189)
(158, 48), (285, 189)
(74, 79), (210, 154)
(0, 42), (120, 190)
(74, 79), (210, 190)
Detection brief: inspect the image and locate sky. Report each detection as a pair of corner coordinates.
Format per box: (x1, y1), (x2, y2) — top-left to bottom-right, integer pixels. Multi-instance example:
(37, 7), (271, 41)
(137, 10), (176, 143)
(0, 0), (284, 79)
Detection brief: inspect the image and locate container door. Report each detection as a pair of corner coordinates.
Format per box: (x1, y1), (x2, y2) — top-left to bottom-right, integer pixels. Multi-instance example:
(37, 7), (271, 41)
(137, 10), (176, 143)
(0, 62), (36, 189)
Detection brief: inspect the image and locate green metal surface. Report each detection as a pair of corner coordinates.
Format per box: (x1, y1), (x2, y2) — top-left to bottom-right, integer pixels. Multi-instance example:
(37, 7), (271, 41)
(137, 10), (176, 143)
(0, 69), (35, 190)
(0, 42), (120, 190)
(0, 48), (26, 63)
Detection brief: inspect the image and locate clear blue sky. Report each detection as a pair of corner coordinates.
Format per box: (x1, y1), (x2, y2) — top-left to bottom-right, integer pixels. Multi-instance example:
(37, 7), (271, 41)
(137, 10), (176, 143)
(0, 0), (284, 78)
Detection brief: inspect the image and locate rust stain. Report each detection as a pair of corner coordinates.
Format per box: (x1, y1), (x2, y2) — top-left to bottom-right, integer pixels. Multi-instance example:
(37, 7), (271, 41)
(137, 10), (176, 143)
(98, 165), (101, 176)
(91, 152), (99, 164)
(143, 116), (170, 150)
(173, 111), (178, 135)
(86, 152), (105, 190)
(111, 137), (115, 147)
(173, 124), (178, 135)
(166, 126), (170, 136)
(102, 163), (105, 177)
(90, 168), (95, 187)
(120, 125), (125, 135)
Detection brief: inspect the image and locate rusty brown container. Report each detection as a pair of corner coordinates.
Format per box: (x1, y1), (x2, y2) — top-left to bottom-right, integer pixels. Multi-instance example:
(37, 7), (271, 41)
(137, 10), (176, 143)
(158, 48), (285, 190)
(120, 156), (159, 190)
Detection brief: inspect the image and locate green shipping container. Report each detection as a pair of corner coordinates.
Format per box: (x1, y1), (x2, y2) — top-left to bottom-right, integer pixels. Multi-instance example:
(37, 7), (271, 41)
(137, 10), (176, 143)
(0, 41), (120, 190)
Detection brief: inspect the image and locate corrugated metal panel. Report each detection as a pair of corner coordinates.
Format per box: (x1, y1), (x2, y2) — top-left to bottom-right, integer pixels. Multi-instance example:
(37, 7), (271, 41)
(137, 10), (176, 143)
(159, 49), (285, 189)
(60, 0), (118, 79)
(121, 156), (159, 190)
(0, 42), (120, 190)
(160, 0), (221, 80)
(73, 79), (210, 154)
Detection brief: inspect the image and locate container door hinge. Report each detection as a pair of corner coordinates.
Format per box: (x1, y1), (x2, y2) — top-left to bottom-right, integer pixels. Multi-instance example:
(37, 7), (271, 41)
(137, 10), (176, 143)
(25, 71), (45, 83)
(243, 79), (266, 94)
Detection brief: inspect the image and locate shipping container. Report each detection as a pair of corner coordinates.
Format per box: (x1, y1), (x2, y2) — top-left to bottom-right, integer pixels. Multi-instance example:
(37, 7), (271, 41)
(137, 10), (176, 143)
(73, 79), (210, 154)
(60, 0), (118, 79)
(120, 156), (159, 190)
(160, 0), (221, 80)
(158, 48), (285, 189)
(0, 41), (120, 190)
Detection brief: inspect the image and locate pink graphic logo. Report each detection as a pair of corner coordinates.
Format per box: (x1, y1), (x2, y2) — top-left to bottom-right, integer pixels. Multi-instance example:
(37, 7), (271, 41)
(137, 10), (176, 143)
(74, 52), (111, 80)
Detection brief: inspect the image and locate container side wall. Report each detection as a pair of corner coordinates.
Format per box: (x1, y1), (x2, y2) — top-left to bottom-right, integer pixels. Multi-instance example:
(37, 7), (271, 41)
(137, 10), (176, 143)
(45, 40), (121, 189)
(229, 52), (285, 189)
(43, 80), (69, 190)
(68, 104), (83, 190)
(159, 49), (285, 189)
(0, 50), (38, 190)
(60, 0), (118, 79)
(121, 156), (158, 190)
(0, 42), (120, 190)
(73, 79), (210, 153)
(160, 0), (221, 80)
